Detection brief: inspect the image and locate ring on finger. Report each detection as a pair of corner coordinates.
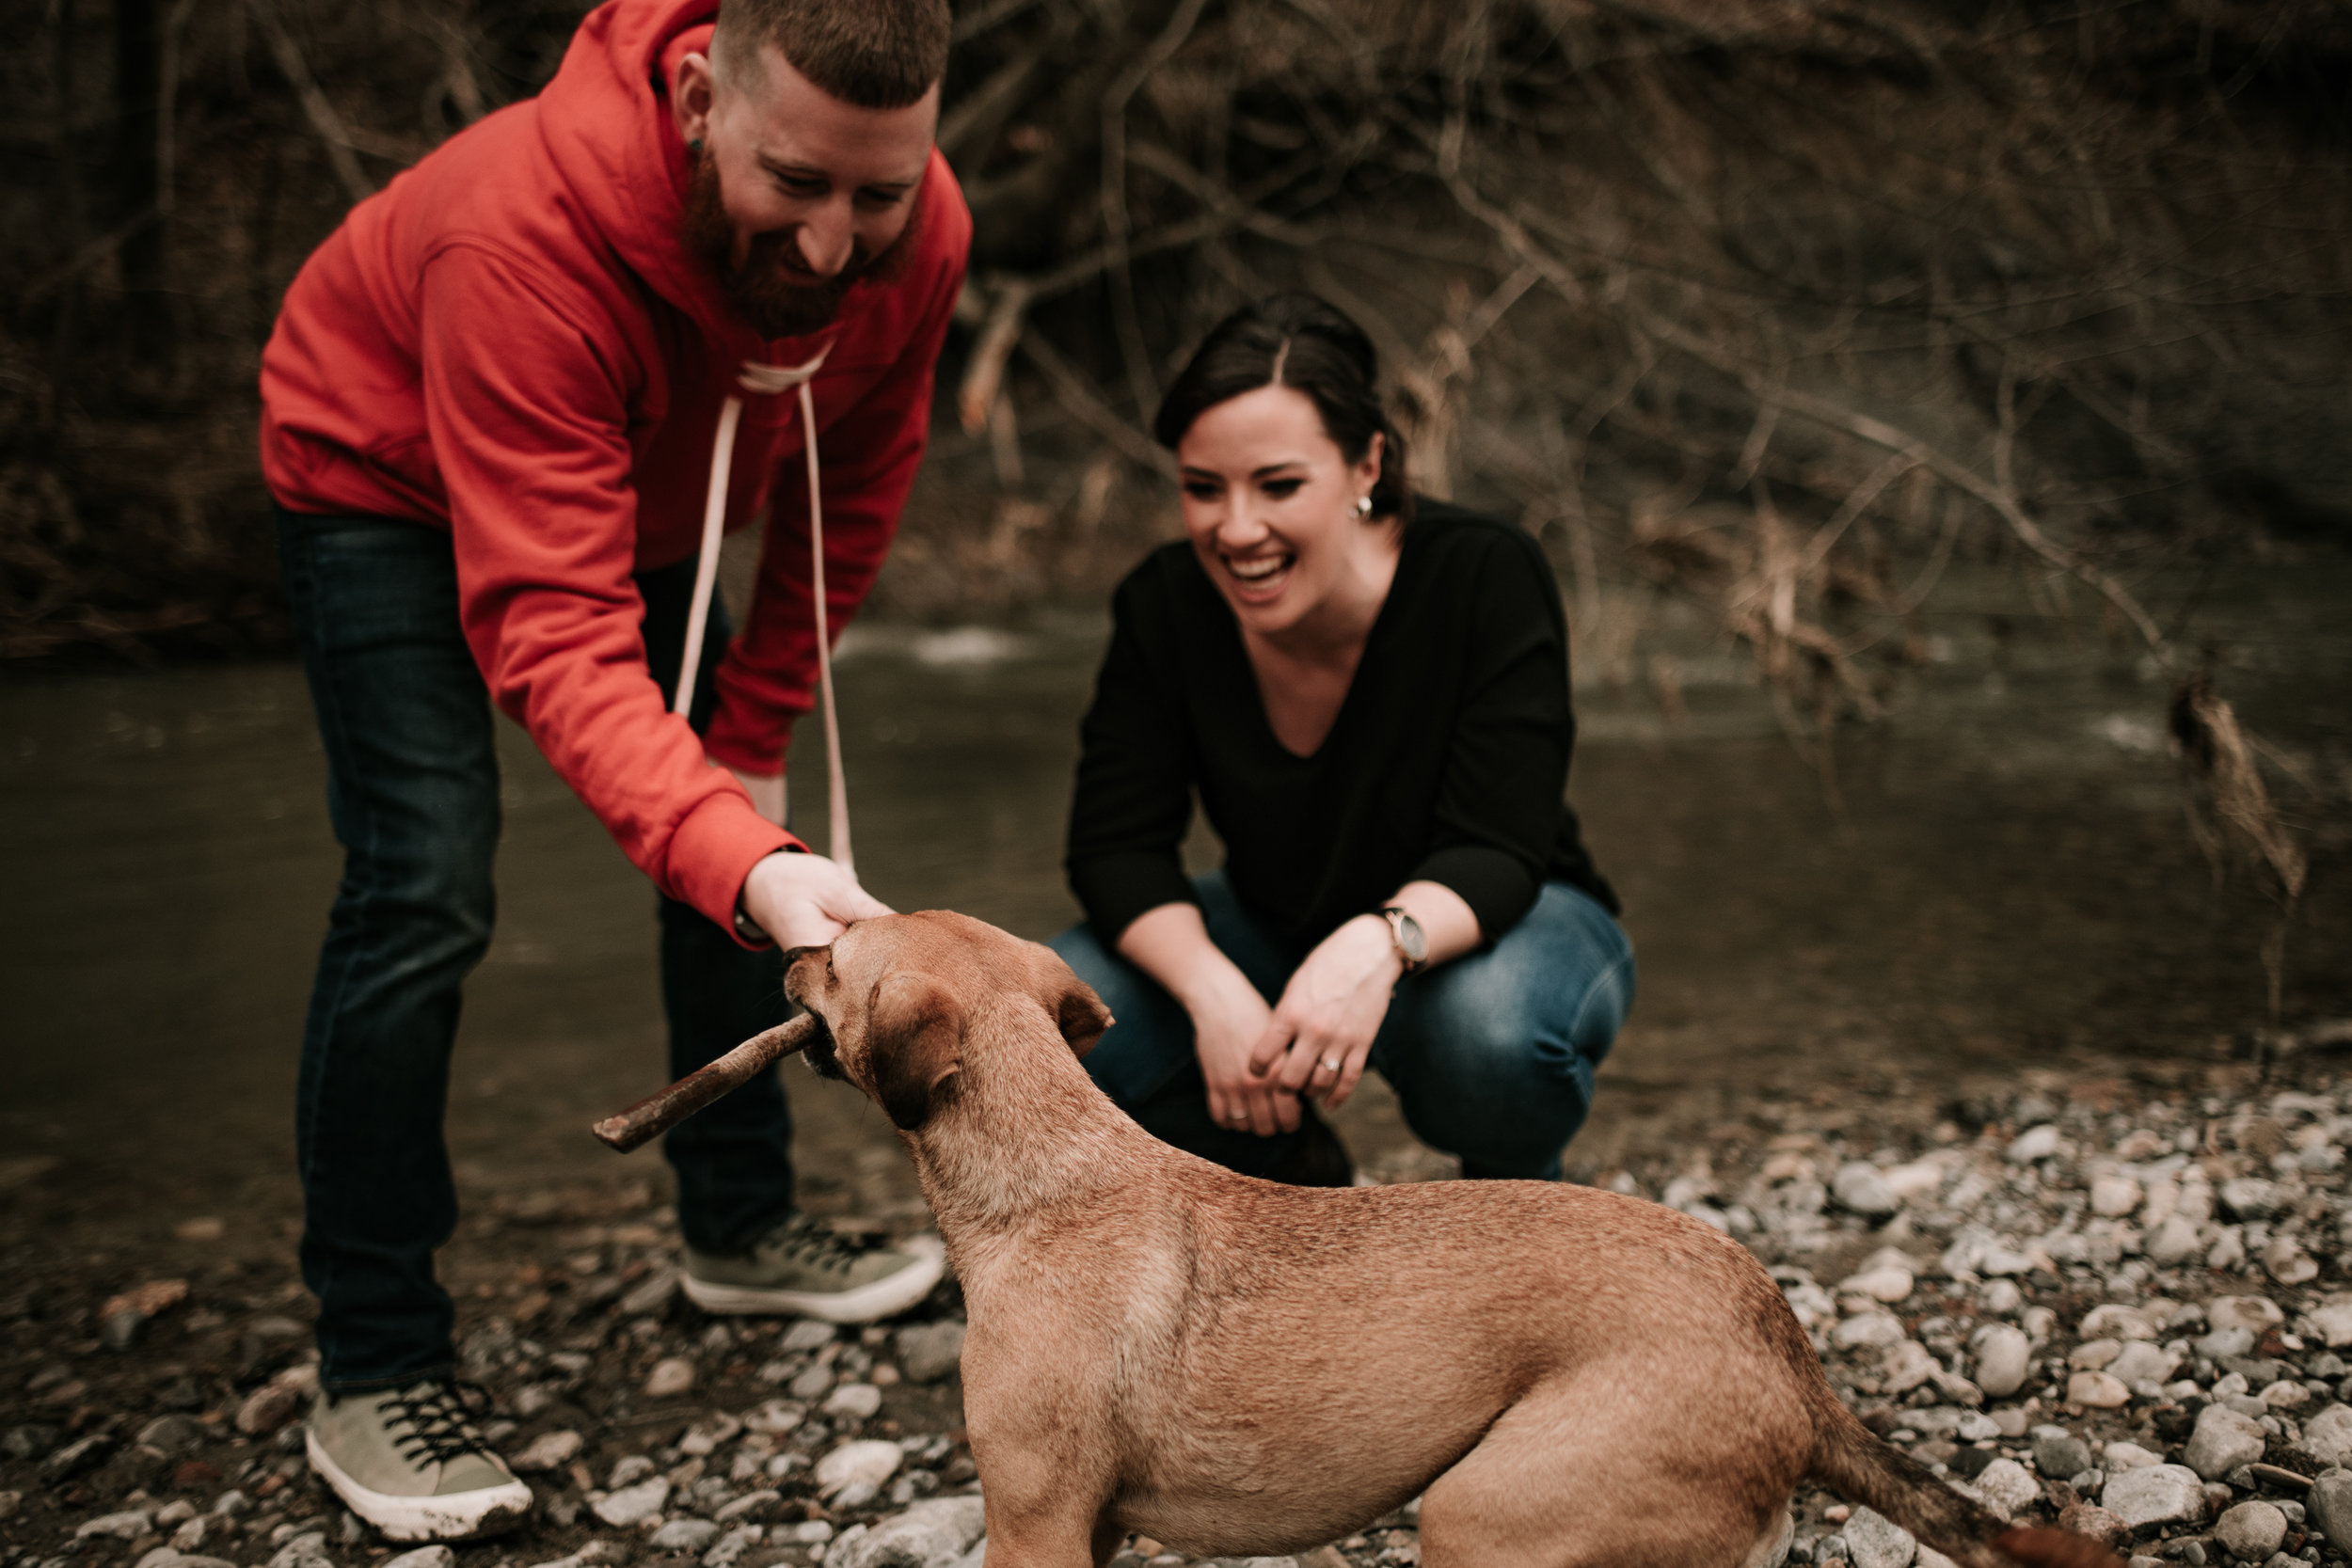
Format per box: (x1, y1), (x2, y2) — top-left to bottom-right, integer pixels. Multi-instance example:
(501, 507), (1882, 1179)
(1319, 1055), (1343, 1075)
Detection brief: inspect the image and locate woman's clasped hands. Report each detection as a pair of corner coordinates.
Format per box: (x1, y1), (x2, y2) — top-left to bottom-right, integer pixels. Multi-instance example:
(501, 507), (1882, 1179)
(1202, 913), (1404, 1135)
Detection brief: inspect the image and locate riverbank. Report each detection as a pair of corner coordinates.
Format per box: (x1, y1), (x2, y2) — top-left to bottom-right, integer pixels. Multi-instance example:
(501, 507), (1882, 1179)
(14, 1053), (2352, 1567)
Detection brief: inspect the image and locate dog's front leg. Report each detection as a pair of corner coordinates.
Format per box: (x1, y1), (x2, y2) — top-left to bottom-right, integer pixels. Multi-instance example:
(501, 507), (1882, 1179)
(967, 1507), (1117, 1568)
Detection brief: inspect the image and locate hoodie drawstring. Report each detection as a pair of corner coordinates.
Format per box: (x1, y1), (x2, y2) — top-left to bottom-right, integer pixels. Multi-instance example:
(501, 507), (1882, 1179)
(675, 344), (852, 873)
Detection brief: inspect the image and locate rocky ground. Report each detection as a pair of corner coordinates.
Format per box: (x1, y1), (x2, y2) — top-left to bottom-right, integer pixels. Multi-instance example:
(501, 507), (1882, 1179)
(14, 1051), (2352, 1568)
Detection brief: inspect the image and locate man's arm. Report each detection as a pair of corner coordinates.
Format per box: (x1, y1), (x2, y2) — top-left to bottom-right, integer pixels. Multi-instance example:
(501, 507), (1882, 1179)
(418, 242), (798, 930)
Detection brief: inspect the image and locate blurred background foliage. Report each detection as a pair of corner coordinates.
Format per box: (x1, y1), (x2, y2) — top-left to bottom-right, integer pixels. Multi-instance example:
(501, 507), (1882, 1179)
(4, 0), (2347, 660)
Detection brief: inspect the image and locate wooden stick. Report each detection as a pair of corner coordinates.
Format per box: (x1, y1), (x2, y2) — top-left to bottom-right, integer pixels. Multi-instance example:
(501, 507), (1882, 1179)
(591, 1014), (817, 1153)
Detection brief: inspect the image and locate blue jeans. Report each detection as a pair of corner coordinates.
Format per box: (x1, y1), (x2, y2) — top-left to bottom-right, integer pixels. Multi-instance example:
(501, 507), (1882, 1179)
(278, 508), (797, 1392)
(1050, 873), (1634, 1181)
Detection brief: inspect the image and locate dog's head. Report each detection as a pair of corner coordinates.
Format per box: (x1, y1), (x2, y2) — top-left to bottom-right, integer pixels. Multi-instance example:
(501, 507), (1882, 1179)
(782, 911), (1113, 1132)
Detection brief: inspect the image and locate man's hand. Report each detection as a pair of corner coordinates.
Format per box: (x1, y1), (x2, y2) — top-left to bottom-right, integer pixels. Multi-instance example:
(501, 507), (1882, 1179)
(739, 850), (890, 950)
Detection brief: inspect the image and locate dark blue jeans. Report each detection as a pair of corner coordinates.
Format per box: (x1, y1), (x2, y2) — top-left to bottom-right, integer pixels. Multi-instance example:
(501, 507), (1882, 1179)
(278, 508), (797, 1392)
(1050, 873), (1634, 1181)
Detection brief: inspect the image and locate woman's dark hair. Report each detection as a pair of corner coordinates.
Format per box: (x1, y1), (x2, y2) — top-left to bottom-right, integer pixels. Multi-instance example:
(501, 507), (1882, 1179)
(1152, 293), (1412, 523)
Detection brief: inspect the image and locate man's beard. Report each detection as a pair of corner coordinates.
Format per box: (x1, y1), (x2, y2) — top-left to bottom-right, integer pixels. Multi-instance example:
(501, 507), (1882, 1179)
(680, 147), (923, 341)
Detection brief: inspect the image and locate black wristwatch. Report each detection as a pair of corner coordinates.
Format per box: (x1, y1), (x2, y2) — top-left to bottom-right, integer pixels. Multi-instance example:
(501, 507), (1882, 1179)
(1377, 905), (1427, 974)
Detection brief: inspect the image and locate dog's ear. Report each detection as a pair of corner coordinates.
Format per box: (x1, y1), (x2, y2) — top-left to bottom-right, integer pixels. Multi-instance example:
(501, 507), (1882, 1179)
(1053, 980), (1114, 1058)
(865, 972), (965, 1132)
(1020, 942), (1114, 1057)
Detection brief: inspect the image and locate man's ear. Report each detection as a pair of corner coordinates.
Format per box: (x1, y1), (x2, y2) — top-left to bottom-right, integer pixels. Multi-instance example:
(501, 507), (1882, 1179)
(865, 972), (965, 1132)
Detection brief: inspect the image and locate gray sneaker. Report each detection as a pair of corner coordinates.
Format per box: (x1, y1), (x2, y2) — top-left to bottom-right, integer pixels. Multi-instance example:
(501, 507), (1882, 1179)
(305, 1381), (532, 1542)
(682, 1213), (945, 1322)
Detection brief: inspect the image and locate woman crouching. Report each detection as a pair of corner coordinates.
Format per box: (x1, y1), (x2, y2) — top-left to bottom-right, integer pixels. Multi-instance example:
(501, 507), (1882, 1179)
(1051, 293), (1634, 1183)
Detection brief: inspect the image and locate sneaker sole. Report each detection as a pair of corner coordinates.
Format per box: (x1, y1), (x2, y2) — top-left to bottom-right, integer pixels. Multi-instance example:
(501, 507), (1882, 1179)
(682, 1235), (946, 1323)
(306, 1428), (533, 1544)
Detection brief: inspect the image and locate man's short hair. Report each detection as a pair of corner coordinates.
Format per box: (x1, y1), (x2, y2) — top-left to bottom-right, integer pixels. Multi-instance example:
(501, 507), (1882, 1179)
(709, 0), (950, 109)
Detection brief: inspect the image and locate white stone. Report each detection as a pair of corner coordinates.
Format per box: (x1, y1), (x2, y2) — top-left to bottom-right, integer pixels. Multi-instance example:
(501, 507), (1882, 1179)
(2007, 1125), (2063, 1164)
(267, 1534), (332, 1568)
(2207, 1295), (2285, 1335)
(2079, 1304), (2159, 1341)
(2067, 1370), (2130, 1408)
(644, 1357), (696, 1398)
(383, 1549), (454, 1568)
(2090, 1174), (2142, 1217)
(716, 1492), (782, 1526)
(2070, 1338), (2123, 1370)
(2104, 1443), (2164, 1471)
(1883, 1162), (1945, 1204)
(77, 1513), (154, 1541)
(815, 1439), (903, 1497)
(2145, 1214), (2203, 1265)
(1842, 1506), (1915, 1568)
(823, 1383), (883, 1420)
(2107, 1340), (2180, 1388)
(2262, 1379), (2312, 1410)
(509, 1430), (583, 1473)
(2265, 1234), (2319, 1285)
(1979, 1280), (2023, 1316)
(649, 1520), (720, 1554)
(2307, 1299), (2352, 1348)
(1833, 1312), (1908, 1351)
(593, 1478), (672, 1528)
(781, 1320), (838, 1353)
(2218, 1178), (2283, 1221)
(1883, 1341), (1941, 1394)
(703, 1526), (764, 1568)
(1973, 1458), (2040, 1519)
(2303, 1403), (2352, 1468)
(1838, 1266), (1915, 1304)
(2214, 1498), (2287, 1562)
(2309, 1472), (2352, 1553)
(2099, 1465), (2206, 1529)
(1834, 1164), (1900, 1219)
(1972, 1325), (2033, 1398)
(2184, 1404), (2267, 1481)
(742, 1399), (805, 1435)
(822, 1497), (987, 1568)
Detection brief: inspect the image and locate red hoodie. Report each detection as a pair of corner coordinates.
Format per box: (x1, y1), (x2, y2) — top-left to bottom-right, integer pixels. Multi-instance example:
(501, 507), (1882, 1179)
(260, 0), (970, 931)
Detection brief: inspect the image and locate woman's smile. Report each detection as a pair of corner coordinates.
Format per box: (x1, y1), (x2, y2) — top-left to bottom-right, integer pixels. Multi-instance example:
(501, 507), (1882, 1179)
(1221, 548), (1295, 595)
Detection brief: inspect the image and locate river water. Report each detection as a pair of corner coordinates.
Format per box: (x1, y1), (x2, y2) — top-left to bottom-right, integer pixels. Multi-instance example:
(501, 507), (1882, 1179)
(3, 560), (2347, 1235)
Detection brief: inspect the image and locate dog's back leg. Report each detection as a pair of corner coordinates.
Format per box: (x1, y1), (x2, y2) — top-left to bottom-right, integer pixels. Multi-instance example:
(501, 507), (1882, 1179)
(1416, 1375), (1806, 1568)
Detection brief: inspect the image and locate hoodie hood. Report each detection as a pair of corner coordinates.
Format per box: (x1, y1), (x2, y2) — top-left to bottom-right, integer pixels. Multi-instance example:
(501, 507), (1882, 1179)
(536, 0), (744, 350)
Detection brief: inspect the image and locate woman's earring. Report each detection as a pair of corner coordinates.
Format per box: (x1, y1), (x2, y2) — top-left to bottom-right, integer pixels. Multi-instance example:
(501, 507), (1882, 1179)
(1354, 495), (1374, 518)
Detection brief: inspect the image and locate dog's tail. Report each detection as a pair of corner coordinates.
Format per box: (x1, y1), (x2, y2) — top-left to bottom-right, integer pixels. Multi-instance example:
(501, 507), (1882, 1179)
(1804, 1394), (2127, 1568)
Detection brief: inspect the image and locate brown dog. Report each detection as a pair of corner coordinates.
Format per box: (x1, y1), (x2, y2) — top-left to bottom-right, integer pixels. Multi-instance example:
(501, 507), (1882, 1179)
(780, 911), (2121, 1568)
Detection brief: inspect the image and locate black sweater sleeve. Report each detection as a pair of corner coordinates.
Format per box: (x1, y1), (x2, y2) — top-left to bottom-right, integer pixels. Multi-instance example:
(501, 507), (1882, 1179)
(1405, 528), (1575, 941)
(1064, 569), (1200, 942)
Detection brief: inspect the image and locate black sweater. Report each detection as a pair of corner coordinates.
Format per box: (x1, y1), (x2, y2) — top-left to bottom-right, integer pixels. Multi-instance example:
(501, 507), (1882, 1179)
(1065, 499), (1615, 951)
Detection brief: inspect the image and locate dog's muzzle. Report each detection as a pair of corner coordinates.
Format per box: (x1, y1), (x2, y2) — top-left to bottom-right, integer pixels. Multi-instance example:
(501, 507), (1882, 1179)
(799, 1006), (845, 1081)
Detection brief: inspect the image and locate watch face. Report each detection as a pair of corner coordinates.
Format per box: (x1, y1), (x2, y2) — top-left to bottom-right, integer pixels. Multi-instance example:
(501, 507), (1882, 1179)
(1398, 913), (1427, 963)
(1387, 908), (1426, 964)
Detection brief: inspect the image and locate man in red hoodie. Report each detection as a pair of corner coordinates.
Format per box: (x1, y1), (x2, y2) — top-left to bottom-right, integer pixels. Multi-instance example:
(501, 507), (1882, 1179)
(261, 0), (967, 1538)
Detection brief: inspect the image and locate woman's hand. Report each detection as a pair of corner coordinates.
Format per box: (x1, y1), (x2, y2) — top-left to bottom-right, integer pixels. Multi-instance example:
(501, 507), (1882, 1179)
(1113, 902), (1296, 1138)
(1187, 972), (1295, 1137)
(1249, 914), (1403, 1110)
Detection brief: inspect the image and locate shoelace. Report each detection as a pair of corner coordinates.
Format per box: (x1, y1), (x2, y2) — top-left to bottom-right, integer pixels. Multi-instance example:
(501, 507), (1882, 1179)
(378, 1380), (497, 1467)
(765, 1216), (877, 1272)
